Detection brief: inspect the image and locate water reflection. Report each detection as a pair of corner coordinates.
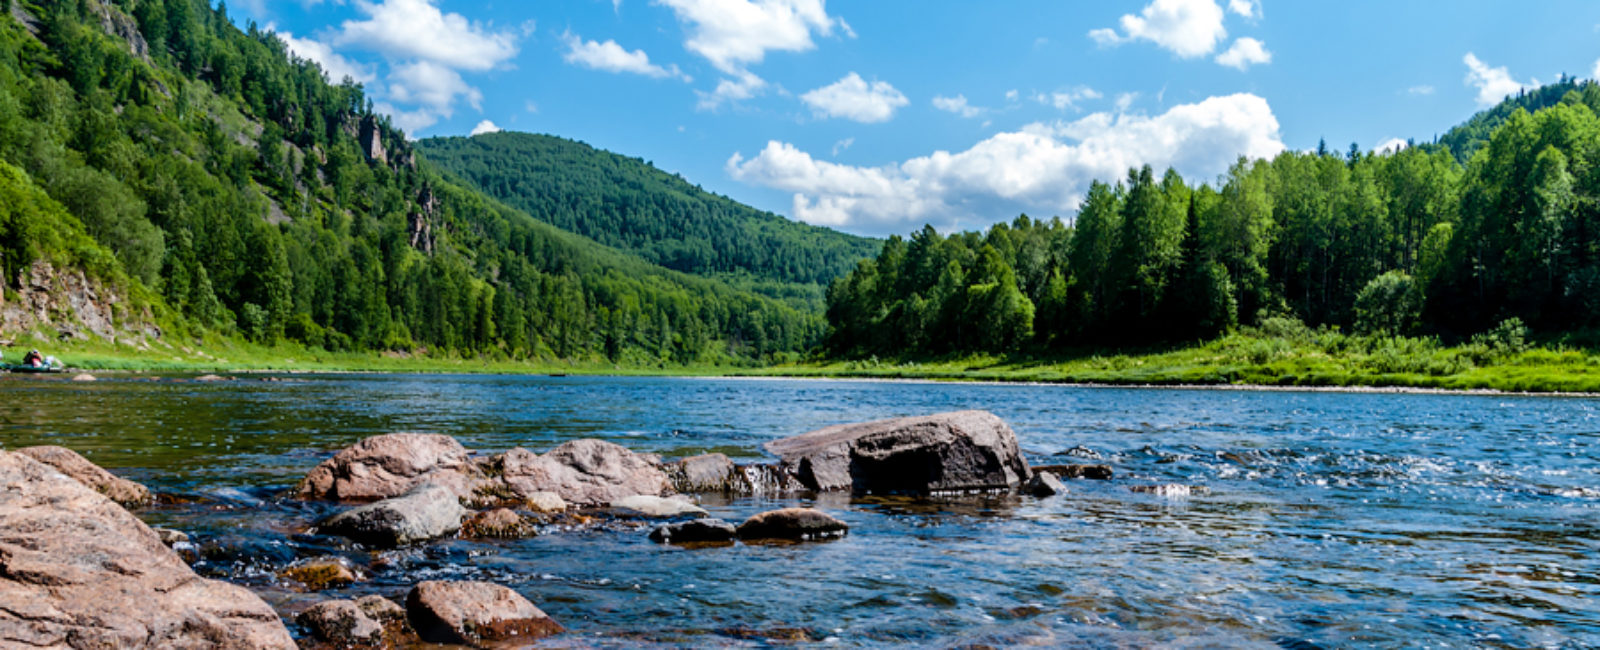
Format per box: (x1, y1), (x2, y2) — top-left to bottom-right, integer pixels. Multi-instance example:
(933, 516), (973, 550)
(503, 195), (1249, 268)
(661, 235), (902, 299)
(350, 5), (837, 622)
(1, 373), (1597, 646)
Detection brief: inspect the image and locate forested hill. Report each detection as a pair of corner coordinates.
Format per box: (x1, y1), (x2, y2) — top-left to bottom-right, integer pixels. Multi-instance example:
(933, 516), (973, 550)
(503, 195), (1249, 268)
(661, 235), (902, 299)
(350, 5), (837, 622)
(1432, 77), (1588, 164)
(825, 80), (1600, 357)
(0, 0), (822, 363)
(415, 132), (880, 286)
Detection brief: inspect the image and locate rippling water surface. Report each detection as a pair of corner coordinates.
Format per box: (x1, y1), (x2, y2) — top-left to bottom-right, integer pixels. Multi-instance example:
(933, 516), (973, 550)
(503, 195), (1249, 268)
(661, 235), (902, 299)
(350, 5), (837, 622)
(2, 374), (1598, 647)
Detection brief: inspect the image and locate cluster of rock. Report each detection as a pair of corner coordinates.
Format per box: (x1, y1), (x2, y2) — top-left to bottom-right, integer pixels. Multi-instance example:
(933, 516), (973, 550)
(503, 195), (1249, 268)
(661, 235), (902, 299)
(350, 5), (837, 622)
(0, 408), (1184, 648)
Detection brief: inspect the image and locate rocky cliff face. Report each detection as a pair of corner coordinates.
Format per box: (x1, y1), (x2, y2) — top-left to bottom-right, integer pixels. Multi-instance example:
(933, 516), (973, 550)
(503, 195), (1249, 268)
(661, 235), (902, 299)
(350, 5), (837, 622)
(0, 261), (160, 345)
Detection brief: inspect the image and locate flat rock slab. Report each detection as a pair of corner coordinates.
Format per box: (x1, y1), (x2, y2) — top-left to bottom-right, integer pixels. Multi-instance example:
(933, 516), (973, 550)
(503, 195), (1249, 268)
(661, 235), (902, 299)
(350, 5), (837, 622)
(15, 445), (152, 507)
(297, 432), (486, 502)
(609, 494), (708, 519)
(500, 439), (671, 506)
(317, 483), (466, 547)
(0, 451), (294, 649)
(736, 508), (849, 542)
(406, 580), (563, 646)
(764, 410), (1032, 494)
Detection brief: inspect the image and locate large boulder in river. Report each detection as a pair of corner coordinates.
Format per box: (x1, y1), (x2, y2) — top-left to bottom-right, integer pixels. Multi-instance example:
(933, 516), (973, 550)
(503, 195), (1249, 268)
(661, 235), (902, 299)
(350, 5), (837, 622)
(316, 483), (467, 547)
(405, 580), (563, 646)
(763, 410), (1032, 494)
(736, 508), (849, 542)
(499, 439), (671, 506)
(0, 451), (294, 649)
(15, 445), (152, 507)
(296, 432), (486, 502)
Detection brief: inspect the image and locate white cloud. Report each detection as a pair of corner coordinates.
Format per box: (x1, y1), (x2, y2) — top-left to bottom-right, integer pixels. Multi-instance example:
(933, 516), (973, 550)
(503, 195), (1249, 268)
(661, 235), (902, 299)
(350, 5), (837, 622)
(832, 137), (854, 155)
(933, 94), (983, 118)
(696, 69), (769, 110)
(373, 102), (439, 135)
(1463, 52), (1536, 107)
(385, 60), (481, 113)
(1089, 0), (1227, 59)
(1214, 37), (1271, 70)
(1375, 138), (1408, 154)
(1115, 92), (1139, 112)
(561, 32), (689, 80)
(659, 0), (845, 108)
(1593, 57), (1600, 82)
(334, 0), (519, 71)
(727, 93), (1284, 233)
(1226, 0), (1257, 19)
(1407, 85), (1435, 96)
(470, 120), (502, 136)
(800, 73), (908, 123)
(276, 29), (375, 85)
(1035, 86), (1102, 111)
(1005, 89), (1019, 102)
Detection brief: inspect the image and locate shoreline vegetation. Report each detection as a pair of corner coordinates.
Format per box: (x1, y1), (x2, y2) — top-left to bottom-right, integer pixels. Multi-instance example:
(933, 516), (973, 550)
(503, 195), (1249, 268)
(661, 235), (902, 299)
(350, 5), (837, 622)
(20, 315), (1599, 395)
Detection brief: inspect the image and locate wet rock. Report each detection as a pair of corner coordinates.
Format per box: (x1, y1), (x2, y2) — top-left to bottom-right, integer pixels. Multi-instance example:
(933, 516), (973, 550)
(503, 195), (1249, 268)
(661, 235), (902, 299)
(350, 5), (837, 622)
(15, 444), (152, 507)
(610, 494), (708, 519)
(736, 508), (849, 542)
(356, 595), (406, 623)
(663, 453), (746, 493)
(317, 483), (466, 547)
(1129, 483), (1208, 497)
(1030, 463), (1114, 480)
(405, 580), (564, 646)
(1054, 445), (1103, 459)
(297, 432), (487, 502)
(0, 451), (294, 649)
(522, 490), (568, 513)
(649, 518), (737, 544)
(279, 558), (362, 591)
(298, 599), (383, 646)
(71, 373), (95, 381)
(1025, 472), (1067, 497)
(764, 410), (1032, 495)
(151, 526), (190, 546)
(500, 439), (671, 506)
(461, 507), (538, 539)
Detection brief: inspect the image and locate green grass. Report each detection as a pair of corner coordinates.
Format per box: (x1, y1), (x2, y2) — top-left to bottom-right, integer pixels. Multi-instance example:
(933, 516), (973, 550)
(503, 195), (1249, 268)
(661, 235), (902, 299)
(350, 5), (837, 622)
(12, 322), (1600, 394)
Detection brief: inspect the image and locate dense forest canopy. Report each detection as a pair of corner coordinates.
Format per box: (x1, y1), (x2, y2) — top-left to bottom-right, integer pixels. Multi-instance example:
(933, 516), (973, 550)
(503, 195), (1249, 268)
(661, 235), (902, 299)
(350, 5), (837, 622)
(416, 132), (880, 287)
(825, 82), (1600, 357)
(0, 0), (825, 364)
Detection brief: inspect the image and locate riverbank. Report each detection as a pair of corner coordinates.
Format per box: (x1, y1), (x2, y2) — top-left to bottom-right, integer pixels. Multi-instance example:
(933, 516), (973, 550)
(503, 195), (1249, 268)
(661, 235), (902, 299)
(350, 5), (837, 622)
(12, 326), (1600, 394)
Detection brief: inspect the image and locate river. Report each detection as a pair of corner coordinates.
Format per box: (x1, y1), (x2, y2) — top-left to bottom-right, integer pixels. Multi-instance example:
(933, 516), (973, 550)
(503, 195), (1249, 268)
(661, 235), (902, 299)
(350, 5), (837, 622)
(2, 374), (1596, 647)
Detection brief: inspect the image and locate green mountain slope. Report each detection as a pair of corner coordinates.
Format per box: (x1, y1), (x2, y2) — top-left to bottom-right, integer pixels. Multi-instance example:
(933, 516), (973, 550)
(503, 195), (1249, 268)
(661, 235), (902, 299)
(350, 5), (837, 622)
(1431, 77), (1599, 163)
(415, 132), (880, 286)
(0, 0), (821, 363)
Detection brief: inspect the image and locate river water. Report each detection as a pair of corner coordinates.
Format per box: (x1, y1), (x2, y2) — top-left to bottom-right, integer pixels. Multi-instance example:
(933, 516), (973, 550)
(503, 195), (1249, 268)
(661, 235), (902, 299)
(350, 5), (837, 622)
(1, 374), (1597, 648)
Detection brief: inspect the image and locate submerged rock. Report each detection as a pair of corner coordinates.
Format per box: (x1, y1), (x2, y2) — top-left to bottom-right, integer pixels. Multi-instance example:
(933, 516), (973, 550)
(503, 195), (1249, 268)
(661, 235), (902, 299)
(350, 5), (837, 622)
(297, 432), (487, 502)
(405, 580), (564, 646)
(1025, 471), (1067, 497)
(1030, 463), (1114, 480)
(610, 494), (708, 519)
(0, 451), (294, 649)
(764, 410), (1032, 495)
(317, 483), (466, 547)
(461, 507), (538, 539)
(649, 518), (738, 544)
(736, 508), (849, 542)
(278, 557), (362, 591)
(151, 526), (190, 546)
(15, 444), (152, 508)
(500, 439), (671, 506)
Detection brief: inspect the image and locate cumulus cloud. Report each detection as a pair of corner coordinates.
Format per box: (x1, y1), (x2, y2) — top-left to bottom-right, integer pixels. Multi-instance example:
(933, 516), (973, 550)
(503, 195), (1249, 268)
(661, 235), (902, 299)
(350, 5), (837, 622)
(1089, 0), (1227, 59)
(1035, 87), (1102, 111)
(932, 94), (983, 118)
(470, 120), (502, 136)
(659, 0), (846, 108)
(800, 73), (908, 123)
(276, 29), (375, 84)
(373, 102), (439, 135)
(696, 69), (769, 110)
(1375, 138), (1408, 154)
(385, 60), (482, 113)
(1463, 52), (1536, 107)
(727, 93), (1284, 234)
(832, 137), (854, 155)
(334, 0), (519, 71)
(1214, 37), (1271, 70)
(561, 32), (689, 80)
(1226, 0), (1257, 18)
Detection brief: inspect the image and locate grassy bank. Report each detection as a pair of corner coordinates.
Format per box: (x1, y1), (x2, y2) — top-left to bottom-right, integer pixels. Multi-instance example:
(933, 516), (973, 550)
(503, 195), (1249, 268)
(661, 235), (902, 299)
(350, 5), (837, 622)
(12, 318), (1600, 393)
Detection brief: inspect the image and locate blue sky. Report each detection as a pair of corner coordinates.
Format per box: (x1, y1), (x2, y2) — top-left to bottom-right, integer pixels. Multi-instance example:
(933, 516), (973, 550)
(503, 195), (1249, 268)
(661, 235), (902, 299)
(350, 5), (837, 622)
(237, 0), (1600, 238)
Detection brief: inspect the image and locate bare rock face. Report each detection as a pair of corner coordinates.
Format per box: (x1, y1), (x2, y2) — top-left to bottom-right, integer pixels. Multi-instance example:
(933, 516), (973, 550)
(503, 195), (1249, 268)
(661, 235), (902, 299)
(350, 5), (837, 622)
(763, 410), (1032, 495)
(405, 581), (563, 646)
(736, 508), (849, 542)
(0, 451), (294, 649)
(316, 483), (467, 547)
(297, 433), (486, 502)
(14, 445), (152, 508)
(500, 439), (671, 507)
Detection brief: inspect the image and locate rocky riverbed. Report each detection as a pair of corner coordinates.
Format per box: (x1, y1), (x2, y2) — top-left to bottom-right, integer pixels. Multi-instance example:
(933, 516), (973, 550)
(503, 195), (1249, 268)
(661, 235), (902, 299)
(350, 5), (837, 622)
(0, 410), (1120, 648)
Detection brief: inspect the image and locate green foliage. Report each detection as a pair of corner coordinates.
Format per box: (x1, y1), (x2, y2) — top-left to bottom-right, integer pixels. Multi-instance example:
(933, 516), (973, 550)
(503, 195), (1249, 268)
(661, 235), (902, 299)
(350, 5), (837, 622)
(1354, 271), (1422, 335)
(415, 132), (879, 286)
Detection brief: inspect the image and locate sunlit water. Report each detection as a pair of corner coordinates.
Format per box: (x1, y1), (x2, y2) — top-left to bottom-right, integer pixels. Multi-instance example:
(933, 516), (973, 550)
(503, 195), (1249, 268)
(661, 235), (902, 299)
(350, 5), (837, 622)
(1, 374), (1597, 648)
